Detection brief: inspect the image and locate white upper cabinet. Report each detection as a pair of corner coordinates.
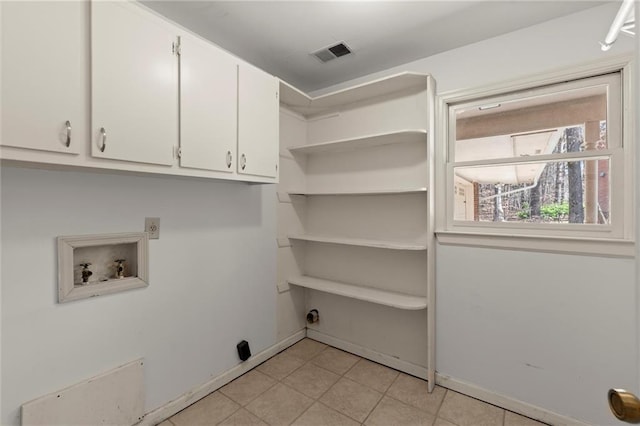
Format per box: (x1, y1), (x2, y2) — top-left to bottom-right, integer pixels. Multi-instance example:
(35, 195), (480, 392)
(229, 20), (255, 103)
(91, 2), (177, 166)
(179, 33), (238, 173)
(237, 64), (279, 179)
(2, 1), (279, 184)
(1, 1), (88, 154)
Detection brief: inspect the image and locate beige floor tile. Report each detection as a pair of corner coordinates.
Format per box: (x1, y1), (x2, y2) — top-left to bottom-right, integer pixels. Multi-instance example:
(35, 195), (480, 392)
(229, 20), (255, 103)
(220, 370), (277, 406)
(170, 392), (240, 426)
(246, 383), (313, 425)
(292, 402), (360, 426)
(157, 421), (174, 426)
(283, 362), (341, 399)
(434, 418), (458, 426)
(386, 373), (446, 414)
(311, 347), (360, 375)
(218, 408), (267, 426)
(438, 391), (504, 426)
(285, 339), (327, 362)
(319, 377), (382, 423)
(344, 358), (399, 393)
(365, 396), (435, 426)
(504, 411), (548, 426)
(257, 351), (305, 380)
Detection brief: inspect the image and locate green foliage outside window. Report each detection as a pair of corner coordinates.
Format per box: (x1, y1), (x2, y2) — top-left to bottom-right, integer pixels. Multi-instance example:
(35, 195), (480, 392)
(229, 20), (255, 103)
(540, 202), (569, 221)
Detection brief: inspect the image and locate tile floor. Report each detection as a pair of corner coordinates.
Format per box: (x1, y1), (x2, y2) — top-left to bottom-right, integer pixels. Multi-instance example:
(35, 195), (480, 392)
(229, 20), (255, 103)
(158, 339), (547, 426)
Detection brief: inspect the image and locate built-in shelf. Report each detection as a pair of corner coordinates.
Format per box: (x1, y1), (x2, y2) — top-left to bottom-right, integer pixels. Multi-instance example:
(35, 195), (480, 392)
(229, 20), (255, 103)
(286, 187), (427, 196)
(279, 72), (429, 117)
(288, 129), (427, 155)
(288, 275), (427, 310)
(279, 71), (435, 390)
(288, 233), (427, 250)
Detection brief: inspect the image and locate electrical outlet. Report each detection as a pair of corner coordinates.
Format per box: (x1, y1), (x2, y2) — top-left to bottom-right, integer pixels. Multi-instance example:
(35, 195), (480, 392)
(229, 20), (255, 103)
(145, 217), (160, 239)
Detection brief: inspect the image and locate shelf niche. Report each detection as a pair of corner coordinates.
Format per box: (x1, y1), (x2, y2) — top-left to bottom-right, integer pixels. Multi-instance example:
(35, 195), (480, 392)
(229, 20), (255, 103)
(58, 232), (149, 303)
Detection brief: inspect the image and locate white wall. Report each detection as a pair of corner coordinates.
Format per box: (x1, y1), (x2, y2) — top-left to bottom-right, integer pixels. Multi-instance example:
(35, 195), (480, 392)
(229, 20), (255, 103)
(313, 3), (636, 425)
(0, 166), (277, 426)
(438, 245), (635, 424)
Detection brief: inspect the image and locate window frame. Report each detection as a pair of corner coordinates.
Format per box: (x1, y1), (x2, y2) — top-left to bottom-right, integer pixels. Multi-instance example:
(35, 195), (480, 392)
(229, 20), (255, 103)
(435, 57), (635, 257)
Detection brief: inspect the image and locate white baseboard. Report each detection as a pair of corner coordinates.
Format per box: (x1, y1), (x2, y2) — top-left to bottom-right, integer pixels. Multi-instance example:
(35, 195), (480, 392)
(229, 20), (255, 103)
(436, 374), (589, 426)
(306, 329), (429, 380)
(140, 330), (306, 426)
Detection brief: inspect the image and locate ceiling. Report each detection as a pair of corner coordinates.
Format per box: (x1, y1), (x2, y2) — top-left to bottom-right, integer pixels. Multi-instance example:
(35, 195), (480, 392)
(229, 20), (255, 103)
(142, 1), (609, 93)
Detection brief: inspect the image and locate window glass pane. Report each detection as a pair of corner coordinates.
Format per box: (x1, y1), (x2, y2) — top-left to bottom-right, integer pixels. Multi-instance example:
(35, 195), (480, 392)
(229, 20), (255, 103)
(453, 159), (610, 224)
(454, 84), (609, 162)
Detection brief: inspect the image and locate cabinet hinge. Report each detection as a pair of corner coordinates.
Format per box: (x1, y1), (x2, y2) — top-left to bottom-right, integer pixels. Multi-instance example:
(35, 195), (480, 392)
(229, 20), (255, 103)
(172, 41), (181, 56)
(176, 147), (182, 158)
(276, 92), (279, 99)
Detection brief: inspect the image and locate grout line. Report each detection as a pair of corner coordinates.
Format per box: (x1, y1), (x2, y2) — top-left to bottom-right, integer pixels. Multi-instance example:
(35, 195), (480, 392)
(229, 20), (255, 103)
(313, 347), (366, 424)
(361, 390), (384, 425)
(214, 405), (242, 426)
(311, 350), (347, 403)
(287, 395), (314, 425)
(221, 371), (279, 408)
(342, 356), (361, 377)
(284, 341), (354, 425)
(432, 387), (447, 424)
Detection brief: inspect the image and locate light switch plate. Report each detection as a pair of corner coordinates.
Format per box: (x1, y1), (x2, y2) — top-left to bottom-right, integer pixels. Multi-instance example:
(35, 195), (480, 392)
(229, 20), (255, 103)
(145, 217), (160, 239)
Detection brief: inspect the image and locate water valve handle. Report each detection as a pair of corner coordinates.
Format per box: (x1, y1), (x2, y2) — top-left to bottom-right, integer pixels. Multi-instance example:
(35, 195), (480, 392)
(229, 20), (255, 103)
(115, 259), (126, 278)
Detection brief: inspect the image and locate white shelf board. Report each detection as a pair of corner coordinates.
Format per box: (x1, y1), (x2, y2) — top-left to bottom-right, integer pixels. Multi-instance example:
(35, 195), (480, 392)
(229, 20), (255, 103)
(288, 233), (427, 250)
(279, 79), (311, 112)
(288, 275), (427, 310)
(287, 187), (427, 196)
(279, 72), (430, 117)
(288, 129), (427, 155)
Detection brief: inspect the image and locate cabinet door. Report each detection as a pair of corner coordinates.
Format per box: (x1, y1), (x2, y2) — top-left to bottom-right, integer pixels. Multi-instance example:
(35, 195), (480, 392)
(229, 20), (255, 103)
(91, 2), (177, 166)
(1, 1), (87, 154)
(179, 34), (237, 173)
(237, 64), (279, 179)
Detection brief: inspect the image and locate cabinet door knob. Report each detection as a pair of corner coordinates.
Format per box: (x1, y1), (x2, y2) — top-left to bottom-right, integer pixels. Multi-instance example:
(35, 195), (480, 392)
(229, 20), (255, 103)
(226, 151), (232, 168)
(241, 154), (246, 170)
(99, 127), (107, 152)
(65, 121), (72, 147)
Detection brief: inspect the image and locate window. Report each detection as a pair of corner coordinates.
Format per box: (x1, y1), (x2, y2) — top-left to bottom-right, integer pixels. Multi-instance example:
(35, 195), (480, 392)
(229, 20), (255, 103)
(439, 61), (633, 256)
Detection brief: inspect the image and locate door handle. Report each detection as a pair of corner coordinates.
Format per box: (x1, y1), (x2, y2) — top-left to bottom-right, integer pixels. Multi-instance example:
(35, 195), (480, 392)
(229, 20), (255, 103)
(609, 389), (640, 423)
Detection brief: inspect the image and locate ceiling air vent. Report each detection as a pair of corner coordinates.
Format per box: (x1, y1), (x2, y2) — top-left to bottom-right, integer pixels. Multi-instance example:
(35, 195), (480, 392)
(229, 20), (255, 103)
(312, 42), (352, 63)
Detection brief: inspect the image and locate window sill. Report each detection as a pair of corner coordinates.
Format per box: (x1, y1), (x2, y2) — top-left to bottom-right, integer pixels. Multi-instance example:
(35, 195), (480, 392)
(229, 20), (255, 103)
(436, 230), (635, 258)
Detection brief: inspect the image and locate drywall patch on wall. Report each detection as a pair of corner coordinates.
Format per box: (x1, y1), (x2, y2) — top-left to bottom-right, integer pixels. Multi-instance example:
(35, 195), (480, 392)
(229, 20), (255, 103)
(21, 359), (144, 426)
